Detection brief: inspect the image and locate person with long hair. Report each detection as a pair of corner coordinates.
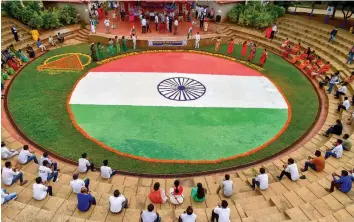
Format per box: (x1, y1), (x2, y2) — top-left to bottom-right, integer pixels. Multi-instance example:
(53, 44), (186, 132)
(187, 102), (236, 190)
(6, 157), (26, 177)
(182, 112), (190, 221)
(169, 180), (184, 205)
(259, 49), (268, 67)
(227, 38), (234, 55)
(214, 37), (221, 52)
(241, 41), (247, 57)
(148, 182), (168, 204)
(248, 44), (256, 62)
(191, 183), (207, 202)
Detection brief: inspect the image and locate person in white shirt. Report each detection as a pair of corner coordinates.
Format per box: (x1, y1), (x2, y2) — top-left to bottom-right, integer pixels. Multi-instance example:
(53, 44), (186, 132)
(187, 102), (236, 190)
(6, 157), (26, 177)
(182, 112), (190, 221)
(131, 34), (137, 50)
(179, 206), (197, 222)
(141, 17), (147, 33)
(216, 174), (233, 197)
(277, 158), (299, 181)
(166, 16), (169, 31)
(174, 19), (179, 35)
(211, 200), (230, 222)
(39, 160), (59, 183)
(251, 167), (269, 190)
(100, 160), (118, 179)
(104, 18), (110, 34)
(1, 189), (17, 205)
(18, 145), (38, 165)
(195, 32), (200, 49)
(40, 152), (59, 171)
(70, 173), (90, 194)
(1, 142), (19, 159)
(141, 204), (161, 222)
(48, 36), (56, 46)
(337, 96), (350, 112)
(78, 153), (95, 173)
(154, 14), (159, 31)
(33, 177), (52, 200)
(270, 23), (277, 40)
(2, 161), (27, 186)
(325, 139), (343, 159)
(109, 189), (127, 214)
(335, 83), (347, 99)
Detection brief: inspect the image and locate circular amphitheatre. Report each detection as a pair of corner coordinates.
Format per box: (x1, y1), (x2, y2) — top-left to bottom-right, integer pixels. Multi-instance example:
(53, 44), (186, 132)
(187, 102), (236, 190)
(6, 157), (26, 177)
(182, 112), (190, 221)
(7, 43), (319, 176)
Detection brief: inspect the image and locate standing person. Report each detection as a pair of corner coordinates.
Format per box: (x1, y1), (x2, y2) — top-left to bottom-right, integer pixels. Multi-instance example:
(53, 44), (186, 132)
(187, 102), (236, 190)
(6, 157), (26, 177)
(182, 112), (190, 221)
(70, 173), (90, 194)
(214, 37), (221, 52)
(216, 174), (233, 197)
(18, 145), (39, 165)
(270, 23), (277, 40)
(77, 187), (96, 212)
(100, 160), (118, 179)
(179, 206), (197, 222)
(259, 49), (268, 67)
(227, 38), (234, 54)
(1, 141), (19, 159)
(195, 32), (200, 49)
(90, 18), (96, 34)
(78, 153), (95, 173)
(166, 15), (169, 32)
(148, 182), (168, 204)
(108, 38), (115, 56)
(40, 152), (59, 171)
(1, 189), (17, 205)
(2, 161), (27, 186)
(187, 26), (193, 39)
(104, 18), (110, 34)
(109, 190), (127, 214)
(277, 158), (299, 181)
(346, 46), (354, 64)
(326, 170), (352, 193)
(250, 168), (269, 190)
(141, 204), (161, 222)
(328, 27), (337, 43)
(241, 41), (248, 57)
(325, 139), (343, 159)
(141, 17), (147, 34)
(337, 96), (350, 113)
(121, 36), (128, 52)
(33, 177), (52, 200)
(131, 34), (137, 50)
(323, 119), (343, 137)
(154, 14), (159, 31)
(168, 16), (173, 33)
(327, 72), (340, 94)
(146, 19), (152, 33)
(97, 42), (104, 60)
(200, 14), (204, 30)
(342, 134), (352, 151)
(211, 200), (230, 222)
(121, 8), (125, 21)
(301, 150), (325, 172)
(248, 44), (256, 62)
(191, 183), (207, 202)
(114, 36), (120, 54)
(174, 19), (179, 35)
(11, 26), (18, 42)
(90, 43), (98, 62)
(169, 180), (184, 205)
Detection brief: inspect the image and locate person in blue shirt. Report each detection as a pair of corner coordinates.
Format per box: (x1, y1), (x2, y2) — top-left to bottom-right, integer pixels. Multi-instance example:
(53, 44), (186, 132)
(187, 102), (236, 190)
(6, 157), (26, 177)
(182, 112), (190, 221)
(326, 170), (352, 193)
(328, 27), (337, 43)
(77, 187), (96, 211)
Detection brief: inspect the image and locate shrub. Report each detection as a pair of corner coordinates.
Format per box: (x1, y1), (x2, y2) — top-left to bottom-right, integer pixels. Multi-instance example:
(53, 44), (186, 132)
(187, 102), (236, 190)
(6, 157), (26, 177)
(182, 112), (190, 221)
(41, 9), (61, 29)
(59, 5), (78, 25)
(28, 12), (43, 29)
(21, 7), (34, 25)
(228, 2), (285, 28)
(23, 1), (41, 13)
(10, 1), (23, 20)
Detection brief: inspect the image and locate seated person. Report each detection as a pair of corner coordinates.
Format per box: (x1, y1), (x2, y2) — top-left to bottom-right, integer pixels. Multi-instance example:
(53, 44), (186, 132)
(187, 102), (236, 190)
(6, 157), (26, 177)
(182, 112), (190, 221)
(40, 152), (59, 171)
(2, 161), (27, 186)
(39, 160), (59, 183)
(33, 176), (53, 200)
(325, 139), (343, 159)
(1, 189), (17, 205)
(301, 150), (325, 172)
(169, 180), (184, 205)
(78, 153), (95, 173)
(323, 119), (343, 137)
(337, 97), (350, 113)
(57, 32), (64, 43)
(100, 160), (118, 179)
(70, 173), (90, 194)
(211, 200), (230, 222)
(318, 61), (330, 75)
(141, 204), (160, 222)
(282, 45), (292, 58)
(1, 141), (19, 159)
(291, 43), (301, 55)
(334, 83), (347, 99)
(77, 187), (96, 212)
(109, 189), (127, 214)
(48, 36), (56, 46)
(36, 38), (47, 52)
(216, 174), (233, 197)
(299, 59), (310, 70)
(148, 182), (167, 204)
(277, 158), (299, 181)
(191, 183), (207, 202)
(281, 38), (289, 49)
(18, 145), (39, 165)
(26, 45), (35, 58)
(342, 134), (352, 151)
(326, 170), (352, 193)
(179, 206), (197, 222)
(250, 167), (269, 190)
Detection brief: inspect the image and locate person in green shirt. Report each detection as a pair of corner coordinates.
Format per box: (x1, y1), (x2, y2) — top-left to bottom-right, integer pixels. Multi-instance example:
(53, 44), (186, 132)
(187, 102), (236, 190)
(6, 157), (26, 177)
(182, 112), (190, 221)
(191, 183), (207, 202)
(3, 64), (15, 76)
(121, 36), (127, 52)
(97, 42), (104, 60)
(343, 134), (352, 151)
(108, 38), (115, 56)
(114, 36), (120, 54)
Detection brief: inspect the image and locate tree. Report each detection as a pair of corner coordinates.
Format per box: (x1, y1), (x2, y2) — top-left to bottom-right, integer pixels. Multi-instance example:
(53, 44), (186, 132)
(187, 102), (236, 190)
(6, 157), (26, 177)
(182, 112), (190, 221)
(274, 1), (292, 12)
(339, 1), (354, 27)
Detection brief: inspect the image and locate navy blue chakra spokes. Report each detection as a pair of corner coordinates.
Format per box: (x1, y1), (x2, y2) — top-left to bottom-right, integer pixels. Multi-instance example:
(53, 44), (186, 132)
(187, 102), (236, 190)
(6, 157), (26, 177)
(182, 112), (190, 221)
(157, 77), (206, 101)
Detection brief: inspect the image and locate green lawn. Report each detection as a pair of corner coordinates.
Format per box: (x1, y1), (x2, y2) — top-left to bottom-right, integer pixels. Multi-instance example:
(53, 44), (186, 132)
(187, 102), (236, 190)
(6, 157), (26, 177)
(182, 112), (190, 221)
(7, 43), (319, 175)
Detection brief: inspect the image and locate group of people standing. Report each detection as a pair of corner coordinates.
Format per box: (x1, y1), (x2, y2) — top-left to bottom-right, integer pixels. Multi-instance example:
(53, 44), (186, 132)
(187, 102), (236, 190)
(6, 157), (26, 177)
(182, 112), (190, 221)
(90, 35), (129, 62)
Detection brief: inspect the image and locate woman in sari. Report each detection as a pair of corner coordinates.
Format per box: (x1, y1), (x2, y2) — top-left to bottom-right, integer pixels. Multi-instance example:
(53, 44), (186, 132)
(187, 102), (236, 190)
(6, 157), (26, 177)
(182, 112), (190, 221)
(299, 59), (310, 70)
(214, 37), (221, 52)
(90, 43), (98, 62)
(114, 36), (120, 54)
(8, 45), (19, 58)
(1, 65), (10, 80)
(308, 50), (316, 61)
(292, 43), (301, 55)
(315, 56), (323, 66)
(108, 38), (114, 56)
(97, 42), (104, 60)
(259, 49), (268, 67)
(7, 58), (19, 71)
(121, 36), (127, 52)
(241, 41), (248, 57)
(282, 45), (292, 58)
(318, 61), (330, 75)
(169, 180), (184, 205)
(191, 183), (207, 202)
(281, 38), (289, 49)
(3, 64), (15, 75)
(17, 49), (28, 63)
(248, 44), (256, 62)
(227, 38), (234, 54)
(26, 45), (35, 58)
(148, 182), (168, 204)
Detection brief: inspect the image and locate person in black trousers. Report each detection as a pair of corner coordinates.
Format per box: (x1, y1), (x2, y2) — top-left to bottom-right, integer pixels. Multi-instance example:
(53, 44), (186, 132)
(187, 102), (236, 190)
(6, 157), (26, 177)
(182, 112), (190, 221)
(146, 20), (152, 33)
(200, 14), (204, 29)
(168, 16), (173, 33)
(11, 26), (18, 42)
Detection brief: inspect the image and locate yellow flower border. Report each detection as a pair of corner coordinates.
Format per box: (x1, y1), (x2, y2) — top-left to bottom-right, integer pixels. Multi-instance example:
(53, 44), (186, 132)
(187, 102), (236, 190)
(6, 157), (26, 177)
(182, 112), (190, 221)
(97, 50), (265, 72)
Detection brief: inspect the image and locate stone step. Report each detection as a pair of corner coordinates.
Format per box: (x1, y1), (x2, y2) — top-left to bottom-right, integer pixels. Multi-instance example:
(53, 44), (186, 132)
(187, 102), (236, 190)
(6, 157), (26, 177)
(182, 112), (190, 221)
(242, 199), (273, 212)
(245, 206), (280, 218)
(253, 212), (289, 222)
(285, 206), (310, 221)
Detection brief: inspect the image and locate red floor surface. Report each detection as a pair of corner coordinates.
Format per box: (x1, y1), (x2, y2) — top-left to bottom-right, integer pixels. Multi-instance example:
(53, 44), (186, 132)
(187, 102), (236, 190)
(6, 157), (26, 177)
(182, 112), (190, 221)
(93, 10), (216, 37)
(92, 52), (262, 76)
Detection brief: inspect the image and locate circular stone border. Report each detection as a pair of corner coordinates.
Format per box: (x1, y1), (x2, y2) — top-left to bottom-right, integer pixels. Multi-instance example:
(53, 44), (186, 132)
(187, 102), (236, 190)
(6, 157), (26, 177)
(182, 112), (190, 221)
(4, 47), (324, 177)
